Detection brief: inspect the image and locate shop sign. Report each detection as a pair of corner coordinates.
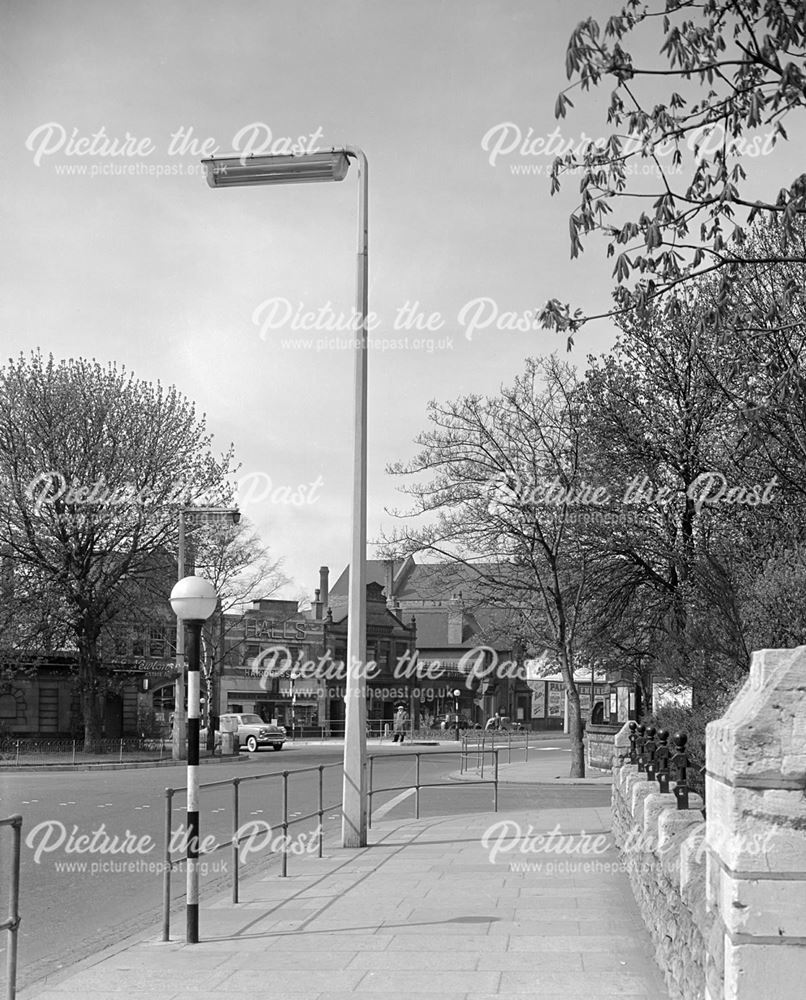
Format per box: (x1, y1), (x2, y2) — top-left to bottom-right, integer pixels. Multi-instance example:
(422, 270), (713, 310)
(244, 619), (323, 641)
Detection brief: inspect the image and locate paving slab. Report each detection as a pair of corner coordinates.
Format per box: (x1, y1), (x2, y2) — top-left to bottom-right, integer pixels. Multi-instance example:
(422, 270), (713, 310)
(20, 806), (669, 1000)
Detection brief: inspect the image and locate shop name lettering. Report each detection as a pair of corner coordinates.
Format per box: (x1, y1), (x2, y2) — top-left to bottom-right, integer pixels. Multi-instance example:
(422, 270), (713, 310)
(245, 620), (313, 641)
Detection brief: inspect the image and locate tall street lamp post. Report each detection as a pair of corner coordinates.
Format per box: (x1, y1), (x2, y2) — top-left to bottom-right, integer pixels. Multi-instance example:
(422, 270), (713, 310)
(453, 688), (462, 743)
(172, 506), (240, 762)
(170, 575), (218, 944)
(202, 148), (369, 848)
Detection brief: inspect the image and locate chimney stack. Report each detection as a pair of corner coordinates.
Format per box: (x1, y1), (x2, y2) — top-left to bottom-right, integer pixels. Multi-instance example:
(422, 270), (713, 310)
(384, 559), (394, 606)
(447, 595), (463, 645)
(313, 587), (322, 620)
(319, 566), (329, 617)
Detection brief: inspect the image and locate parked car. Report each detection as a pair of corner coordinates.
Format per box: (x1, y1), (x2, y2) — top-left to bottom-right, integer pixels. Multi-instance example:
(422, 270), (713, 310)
(218, 713), (286, 752)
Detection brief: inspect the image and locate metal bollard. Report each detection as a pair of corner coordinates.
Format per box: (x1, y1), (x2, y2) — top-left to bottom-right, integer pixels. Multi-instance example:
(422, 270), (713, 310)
(670, 733), (690, 809)
(654, 730), (670, 793)
(280, 771), (289, 876)
(162, 788), (174, 941)
(232, 778), (240, 903)
(628, 721), (638, 764)
(644, 727), (657, 780)
(368, 756), (374, 829)
(636, 724), (647, 772)
(317, 765), (324, 858)
(415, 754), (421, 819)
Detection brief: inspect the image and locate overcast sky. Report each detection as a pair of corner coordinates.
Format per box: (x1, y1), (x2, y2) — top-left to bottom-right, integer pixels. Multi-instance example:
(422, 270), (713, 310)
(2, 0), (798, 597)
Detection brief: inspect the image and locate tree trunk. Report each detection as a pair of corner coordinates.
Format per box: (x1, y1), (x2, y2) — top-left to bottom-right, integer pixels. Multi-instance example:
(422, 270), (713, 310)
(78, 632), (104, 752)
(559, 648), (585, 777)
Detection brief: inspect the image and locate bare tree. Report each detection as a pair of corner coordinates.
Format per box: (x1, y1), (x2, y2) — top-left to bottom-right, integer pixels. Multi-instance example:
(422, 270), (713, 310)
(385, 356), (598, 777)
(0, 352), (236, 749)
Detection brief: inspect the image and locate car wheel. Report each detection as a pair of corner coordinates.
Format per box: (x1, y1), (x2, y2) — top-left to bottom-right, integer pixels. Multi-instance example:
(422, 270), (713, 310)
(246, 736), (258, 753)
(271, 743), (283, 751)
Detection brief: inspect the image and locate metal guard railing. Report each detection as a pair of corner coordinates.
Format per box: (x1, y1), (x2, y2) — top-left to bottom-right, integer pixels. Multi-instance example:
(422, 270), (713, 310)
(161, 763), (342, 940)
(367, 748), (500, 826)
(161, 746), (504, 940)
(0, 814), (22, 1000)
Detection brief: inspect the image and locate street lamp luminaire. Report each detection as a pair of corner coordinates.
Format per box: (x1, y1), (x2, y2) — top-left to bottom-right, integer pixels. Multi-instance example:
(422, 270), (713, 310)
(170, 575), (218, 944)
(172, 506), (240, 762)
(201, 148), (369, 848)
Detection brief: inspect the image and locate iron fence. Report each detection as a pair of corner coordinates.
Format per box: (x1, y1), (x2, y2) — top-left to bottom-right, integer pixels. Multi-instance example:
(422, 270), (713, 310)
(0, 814), (22, 1000)
(0, 736), (170, 766)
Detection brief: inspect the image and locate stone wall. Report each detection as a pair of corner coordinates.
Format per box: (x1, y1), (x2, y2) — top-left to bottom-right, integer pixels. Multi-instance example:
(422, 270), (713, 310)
(585, 721), (621, 771)
(612, 745), (711, 1000)
(611, 645), (806, 1000)
(705, 647), (806, 1000)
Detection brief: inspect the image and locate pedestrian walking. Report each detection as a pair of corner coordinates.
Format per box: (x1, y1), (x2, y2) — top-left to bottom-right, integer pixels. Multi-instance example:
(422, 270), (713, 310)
(392, 704), (408, 743)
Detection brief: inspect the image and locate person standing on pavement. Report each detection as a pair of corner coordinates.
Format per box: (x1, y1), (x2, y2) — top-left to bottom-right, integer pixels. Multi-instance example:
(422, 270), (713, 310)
(392, 704), (408, 743)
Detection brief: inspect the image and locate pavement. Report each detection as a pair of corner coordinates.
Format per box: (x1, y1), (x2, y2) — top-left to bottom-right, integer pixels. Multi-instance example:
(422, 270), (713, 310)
(20, 755), (670, 1000)
(452, 748), (613, 785)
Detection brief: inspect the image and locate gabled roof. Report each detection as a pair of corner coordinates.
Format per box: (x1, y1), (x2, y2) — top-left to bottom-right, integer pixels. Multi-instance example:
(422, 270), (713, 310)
(410, 608), (512, 652)
(328, 557), (414, 604)
(329, 558), (517, 605)
(328, 558), (521, 652)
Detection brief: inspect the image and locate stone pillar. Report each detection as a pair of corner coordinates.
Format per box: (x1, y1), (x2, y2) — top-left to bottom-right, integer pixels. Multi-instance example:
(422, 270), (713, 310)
(617, 684), (629, 723)
(706, 646), (806, 1000)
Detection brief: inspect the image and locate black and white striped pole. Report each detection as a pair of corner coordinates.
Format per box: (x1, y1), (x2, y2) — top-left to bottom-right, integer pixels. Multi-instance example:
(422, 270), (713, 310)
(170, 575), (218, 944)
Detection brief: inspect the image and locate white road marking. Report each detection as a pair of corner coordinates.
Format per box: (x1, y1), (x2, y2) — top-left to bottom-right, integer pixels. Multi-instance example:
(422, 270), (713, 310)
(372, 787), (416, 821)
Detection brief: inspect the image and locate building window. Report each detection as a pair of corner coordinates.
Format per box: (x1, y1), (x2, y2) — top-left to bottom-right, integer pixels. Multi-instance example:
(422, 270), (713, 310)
(132, 634), (145, 657)
(152, 685), (175, 711)
(0, 693), (17, 719)
(149, 626), (166, 659)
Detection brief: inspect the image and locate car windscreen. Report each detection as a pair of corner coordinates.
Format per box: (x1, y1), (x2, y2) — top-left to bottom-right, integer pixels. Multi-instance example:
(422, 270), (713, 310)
(240, 715), (264, 725)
